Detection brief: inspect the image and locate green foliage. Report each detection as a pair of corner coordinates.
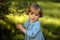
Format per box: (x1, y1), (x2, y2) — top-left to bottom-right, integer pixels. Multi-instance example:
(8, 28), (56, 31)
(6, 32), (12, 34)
(0, 0), (11, 15)
(0, 0), (40, 40)
(0, 0), (60, 40)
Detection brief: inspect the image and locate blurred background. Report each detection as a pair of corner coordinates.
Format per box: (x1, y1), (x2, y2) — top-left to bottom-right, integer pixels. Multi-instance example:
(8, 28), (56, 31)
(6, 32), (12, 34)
(0, 0), (60, 40)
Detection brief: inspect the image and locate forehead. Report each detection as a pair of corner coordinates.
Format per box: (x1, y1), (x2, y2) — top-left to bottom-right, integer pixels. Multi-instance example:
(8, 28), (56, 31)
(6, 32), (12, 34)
(30, 6), (40, 14)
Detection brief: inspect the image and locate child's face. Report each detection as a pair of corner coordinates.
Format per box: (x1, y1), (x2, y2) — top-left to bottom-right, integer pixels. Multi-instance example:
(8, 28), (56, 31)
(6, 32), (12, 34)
(28, 7), (40, 22)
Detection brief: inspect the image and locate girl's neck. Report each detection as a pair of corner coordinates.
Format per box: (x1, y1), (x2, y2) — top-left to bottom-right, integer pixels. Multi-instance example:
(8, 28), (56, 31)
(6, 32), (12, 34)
(29, 19), (37, 24)
(29, 18), (38, 24)
(30, 20), (33, 24)
(30, 19), (35, 24)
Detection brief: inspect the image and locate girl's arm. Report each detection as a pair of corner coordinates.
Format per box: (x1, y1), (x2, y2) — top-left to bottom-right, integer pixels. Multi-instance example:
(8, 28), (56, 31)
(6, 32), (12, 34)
(16, 24), (26, 33)
(16, 21), (40, 38)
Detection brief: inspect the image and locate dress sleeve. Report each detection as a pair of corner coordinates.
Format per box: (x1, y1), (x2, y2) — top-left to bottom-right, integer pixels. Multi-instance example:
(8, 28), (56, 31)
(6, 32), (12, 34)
(25, 21), (40, 37)
(24, 19), (29, 29)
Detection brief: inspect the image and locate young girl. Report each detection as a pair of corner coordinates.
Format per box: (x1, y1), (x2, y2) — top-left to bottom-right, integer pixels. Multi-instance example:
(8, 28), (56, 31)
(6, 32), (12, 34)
(16, 4), (45, 40)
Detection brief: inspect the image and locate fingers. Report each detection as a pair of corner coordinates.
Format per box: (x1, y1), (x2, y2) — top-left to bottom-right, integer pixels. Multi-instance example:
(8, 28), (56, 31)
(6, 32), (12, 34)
(16, 24), (20, 28)
(16, 24), (23, 29)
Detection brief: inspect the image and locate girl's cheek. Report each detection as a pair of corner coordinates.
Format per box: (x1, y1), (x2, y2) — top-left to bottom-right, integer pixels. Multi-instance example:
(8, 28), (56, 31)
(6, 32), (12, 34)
(36, 16), (39, 19)
(35, 15), (39, 18)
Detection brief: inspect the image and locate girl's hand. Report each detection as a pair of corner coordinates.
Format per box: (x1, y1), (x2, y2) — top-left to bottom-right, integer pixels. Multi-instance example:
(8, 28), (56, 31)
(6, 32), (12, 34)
(16, 24), (26, 33)
(16, 24), (23, 30)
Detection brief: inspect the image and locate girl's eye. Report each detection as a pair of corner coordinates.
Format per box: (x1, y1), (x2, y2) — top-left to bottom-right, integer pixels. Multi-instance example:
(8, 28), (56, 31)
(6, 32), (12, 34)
(35, 14), (39, 16)
(30, 12), (33, 15)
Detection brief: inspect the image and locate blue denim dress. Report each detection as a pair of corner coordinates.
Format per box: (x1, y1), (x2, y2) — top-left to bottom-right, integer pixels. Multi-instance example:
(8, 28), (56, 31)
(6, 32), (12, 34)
(24, 19), (45, 40)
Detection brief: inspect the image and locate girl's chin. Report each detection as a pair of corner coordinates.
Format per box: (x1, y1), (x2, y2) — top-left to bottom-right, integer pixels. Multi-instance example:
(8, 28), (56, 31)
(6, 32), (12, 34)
(32, 20), (36, 22)
(30, 19), (36, 22)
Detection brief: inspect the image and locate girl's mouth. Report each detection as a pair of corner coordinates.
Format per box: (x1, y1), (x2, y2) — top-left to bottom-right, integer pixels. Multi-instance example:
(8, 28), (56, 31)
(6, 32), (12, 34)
(32, 19), (35, 20)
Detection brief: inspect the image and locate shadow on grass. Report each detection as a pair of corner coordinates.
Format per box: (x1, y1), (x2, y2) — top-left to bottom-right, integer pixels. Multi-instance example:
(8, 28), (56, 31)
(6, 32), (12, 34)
(0, 15), (25, 40)
(42, 23), (60, 40)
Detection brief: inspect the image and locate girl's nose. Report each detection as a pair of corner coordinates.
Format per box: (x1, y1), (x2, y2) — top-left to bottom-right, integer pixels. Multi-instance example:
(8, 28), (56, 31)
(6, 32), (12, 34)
(33, 15), (36, 18)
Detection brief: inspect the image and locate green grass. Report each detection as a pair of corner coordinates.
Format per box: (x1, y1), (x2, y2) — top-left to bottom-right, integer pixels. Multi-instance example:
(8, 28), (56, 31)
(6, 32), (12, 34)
(37, 1), (60, 18)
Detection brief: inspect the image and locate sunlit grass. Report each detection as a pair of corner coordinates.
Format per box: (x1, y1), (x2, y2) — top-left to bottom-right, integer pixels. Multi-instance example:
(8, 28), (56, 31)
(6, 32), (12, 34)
(6, 13), (28, 24)
(40, 17), (60, 26)
(43, 29), (58, 38)
(6, 14), (60, 26)
(37, 1), (60, 8)
(36, 1), (60, 18)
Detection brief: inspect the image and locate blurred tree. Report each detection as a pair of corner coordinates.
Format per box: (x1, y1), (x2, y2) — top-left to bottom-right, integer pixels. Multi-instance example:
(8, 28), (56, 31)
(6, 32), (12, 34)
(0, 0), (11, 15)
(0, 0), (40, 40)
(0, 0), (12, 40)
